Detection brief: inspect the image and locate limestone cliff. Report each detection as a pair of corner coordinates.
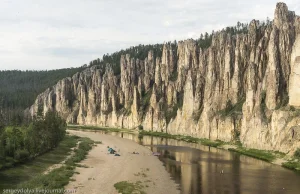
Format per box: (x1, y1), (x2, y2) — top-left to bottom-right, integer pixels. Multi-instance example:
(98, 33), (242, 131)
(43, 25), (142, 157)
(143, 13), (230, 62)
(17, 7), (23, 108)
(28, 3), (300, 154)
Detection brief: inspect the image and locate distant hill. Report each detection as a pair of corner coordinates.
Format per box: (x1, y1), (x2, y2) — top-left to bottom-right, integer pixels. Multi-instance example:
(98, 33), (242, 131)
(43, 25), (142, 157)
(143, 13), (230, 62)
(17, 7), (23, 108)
(0, 67), (86, 123)
(0, 43), (165, 124)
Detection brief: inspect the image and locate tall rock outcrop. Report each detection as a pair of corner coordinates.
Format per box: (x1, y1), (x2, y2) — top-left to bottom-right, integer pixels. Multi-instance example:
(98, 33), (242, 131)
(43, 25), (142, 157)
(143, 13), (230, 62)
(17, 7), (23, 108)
(27, 3), (300, 154)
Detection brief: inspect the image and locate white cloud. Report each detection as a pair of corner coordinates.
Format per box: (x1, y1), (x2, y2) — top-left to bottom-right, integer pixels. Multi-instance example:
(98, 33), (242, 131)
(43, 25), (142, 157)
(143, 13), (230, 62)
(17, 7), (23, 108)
(163, 20), (171, 27)
(0, 0), (299, 70)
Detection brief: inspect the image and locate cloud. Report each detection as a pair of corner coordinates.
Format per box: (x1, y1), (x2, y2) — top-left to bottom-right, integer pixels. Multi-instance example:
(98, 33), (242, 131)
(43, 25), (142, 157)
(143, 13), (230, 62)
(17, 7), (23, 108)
(163, 20), (171, 27)
(42, 47), (100, 57)
(0, 0), (299, 70)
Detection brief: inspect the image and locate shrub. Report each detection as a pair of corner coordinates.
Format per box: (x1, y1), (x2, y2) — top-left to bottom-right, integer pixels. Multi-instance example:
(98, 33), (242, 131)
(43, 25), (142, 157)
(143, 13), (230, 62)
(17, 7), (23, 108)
(176, 92), (184, 110)
(294, 148), (300, 158)
(192, 107), (203, 122)
(290, 106), (296, 111)
(260, 90), (269, 123)
(114, 181), (145, 194)
(282, 161), (300, 171)
(169, 71), (178, 82)
(233, 129), (240, 140)
(140, 89), (152, 115)
(165, 105), (178, 124)
(14, 149), (30, 161)
(228, 148), (275, 162)
(219, 98), (245, 119)
(276, 91), (289, 110)
(65, 138), (93, 166)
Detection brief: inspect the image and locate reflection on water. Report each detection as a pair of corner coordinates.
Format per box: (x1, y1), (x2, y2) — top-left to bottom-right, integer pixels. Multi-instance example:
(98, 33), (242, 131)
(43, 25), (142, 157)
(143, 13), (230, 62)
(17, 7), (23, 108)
(99, 130), (300, 194)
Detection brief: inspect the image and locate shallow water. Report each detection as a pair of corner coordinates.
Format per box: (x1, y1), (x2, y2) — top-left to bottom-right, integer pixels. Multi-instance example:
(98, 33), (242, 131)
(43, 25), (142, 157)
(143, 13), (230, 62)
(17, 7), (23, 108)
(102, 131), (300, 194)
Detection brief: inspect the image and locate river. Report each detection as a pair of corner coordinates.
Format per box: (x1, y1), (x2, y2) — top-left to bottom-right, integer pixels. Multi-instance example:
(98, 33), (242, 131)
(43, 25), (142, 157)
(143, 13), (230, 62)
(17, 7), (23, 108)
(102, 130), (300, 194)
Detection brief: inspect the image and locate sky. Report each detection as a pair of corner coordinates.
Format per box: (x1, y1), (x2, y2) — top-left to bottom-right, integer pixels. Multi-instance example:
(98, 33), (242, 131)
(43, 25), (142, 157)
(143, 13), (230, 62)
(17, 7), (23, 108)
(0, 0), (299, 70)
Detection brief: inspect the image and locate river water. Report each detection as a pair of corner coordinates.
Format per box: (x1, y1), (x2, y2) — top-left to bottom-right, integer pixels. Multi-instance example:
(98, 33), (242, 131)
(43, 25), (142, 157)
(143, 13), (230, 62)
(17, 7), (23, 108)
(101, 131), (300, 194)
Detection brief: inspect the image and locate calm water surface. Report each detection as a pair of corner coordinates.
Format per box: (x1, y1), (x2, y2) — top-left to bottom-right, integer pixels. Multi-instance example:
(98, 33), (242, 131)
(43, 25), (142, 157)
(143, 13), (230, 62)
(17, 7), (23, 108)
(102, 131), (300, 194)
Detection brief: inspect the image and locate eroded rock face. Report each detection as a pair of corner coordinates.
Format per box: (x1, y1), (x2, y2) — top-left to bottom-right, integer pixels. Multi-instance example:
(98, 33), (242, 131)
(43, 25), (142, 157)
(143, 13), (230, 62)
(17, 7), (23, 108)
(28, 3), (300, 154)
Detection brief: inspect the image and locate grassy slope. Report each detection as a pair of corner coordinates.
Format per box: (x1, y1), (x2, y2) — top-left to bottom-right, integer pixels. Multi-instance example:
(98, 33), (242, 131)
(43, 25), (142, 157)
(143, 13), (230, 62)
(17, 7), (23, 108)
(68, 125), (121, 132)
(282, 149), (300, 171)
(0, 135), (78, 191)
(18, 137), (95, 190)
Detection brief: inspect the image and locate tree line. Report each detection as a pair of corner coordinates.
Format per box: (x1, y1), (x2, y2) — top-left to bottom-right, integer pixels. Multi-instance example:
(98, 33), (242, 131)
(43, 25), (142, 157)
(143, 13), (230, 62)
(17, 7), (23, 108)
(0, 67), (85, 124)
(0, 111), (66, 170)
(87, 21), (257, 78)
(88, 44), (164, 75)
(196, 19), (272, 49)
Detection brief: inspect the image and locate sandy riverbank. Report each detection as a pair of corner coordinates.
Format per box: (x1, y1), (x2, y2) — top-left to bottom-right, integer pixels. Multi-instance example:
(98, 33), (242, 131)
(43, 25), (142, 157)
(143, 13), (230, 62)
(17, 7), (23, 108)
(66, 130), (179, 194)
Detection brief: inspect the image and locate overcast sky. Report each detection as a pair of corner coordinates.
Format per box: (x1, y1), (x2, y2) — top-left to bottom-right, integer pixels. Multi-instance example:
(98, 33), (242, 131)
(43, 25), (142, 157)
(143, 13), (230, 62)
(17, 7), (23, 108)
(0, 0), (299, 70)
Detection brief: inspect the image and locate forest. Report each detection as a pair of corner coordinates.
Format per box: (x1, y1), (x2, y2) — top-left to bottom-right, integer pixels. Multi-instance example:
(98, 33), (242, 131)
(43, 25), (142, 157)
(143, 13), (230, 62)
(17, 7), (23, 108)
(0, 111), (66, 170)
(0, 67), (86, 124)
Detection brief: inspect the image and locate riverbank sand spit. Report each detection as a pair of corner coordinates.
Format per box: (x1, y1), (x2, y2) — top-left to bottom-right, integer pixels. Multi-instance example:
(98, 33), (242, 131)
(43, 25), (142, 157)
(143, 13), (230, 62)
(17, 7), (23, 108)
(66, 130), (179, 194)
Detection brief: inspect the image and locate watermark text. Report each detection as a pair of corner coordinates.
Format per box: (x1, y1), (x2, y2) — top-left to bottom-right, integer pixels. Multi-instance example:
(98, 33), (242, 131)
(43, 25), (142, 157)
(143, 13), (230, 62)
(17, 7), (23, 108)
(3, 188), (76, 194)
